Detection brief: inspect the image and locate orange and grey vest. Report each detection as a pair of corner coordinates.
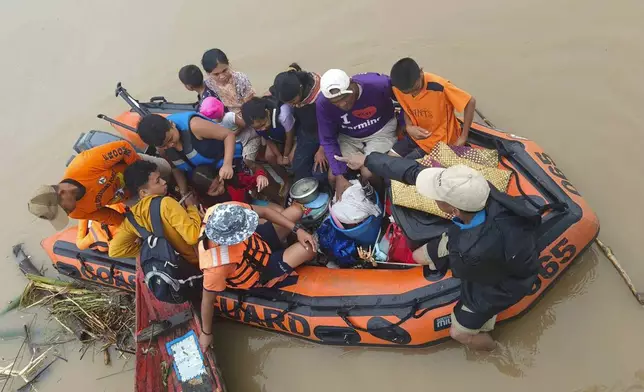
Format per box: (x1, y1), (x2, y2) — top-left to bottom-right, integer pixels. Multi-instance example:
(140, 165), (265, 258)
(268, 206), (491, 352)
(198, 203), (272, 290)
(76, 204), (126, 252)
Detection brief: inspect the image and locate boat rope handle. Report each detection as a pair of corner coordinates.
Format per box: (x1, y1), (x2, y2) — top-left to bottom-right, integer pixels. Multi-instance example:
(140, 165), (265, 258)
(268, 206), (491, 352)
(495, 141), (567, 214)
(336, 300), (421, 333)
(230, 292), (298, 322)
(263, 303), (297, 322)
(76, 253), (98, 279)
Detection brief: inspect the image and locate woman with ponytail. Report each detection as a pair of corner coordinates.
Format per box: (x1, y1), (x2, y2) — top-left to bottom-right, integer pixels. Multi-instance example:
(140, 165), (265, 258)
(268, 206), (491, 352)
(272, 63), (329, 182)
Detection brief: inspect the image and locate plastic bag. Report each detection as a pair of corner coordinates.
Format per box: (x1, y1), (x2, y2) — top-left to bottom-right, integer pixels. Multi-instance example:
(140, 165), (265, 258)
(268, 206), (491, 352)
(316, 219), (358, 267)
(380, 222), (417, 264)
(331, 181), (381, 225)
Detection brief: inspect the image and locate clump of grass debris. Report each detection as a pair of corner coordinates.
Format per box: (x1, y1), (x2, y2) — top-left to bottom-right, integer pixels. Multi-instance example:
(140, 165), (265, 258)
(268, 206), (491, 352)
(20, 274), (135, 352)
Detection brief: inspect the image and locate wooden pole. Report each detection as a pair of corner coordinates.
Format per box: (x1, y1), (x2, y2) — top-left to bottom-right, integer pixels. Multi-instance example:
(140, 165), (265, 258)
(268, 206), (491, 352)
(475, 108), (497, 129)
(595, 239), (644, 305)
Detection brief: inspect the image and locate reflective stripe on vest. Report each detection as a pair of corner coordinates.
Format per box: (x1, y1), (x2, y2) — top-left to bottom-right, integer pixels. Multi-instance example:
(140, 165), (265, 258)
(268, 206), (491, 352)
(165, 112), (218, 172)
(170, 149), (200, 168)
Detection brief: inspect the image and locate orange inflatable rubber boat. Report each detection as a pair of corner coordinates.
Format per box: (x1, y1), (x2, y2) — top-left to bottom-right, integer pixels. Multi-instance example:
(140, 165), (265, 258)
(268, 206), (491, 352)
(42, 89), (598, 347)
(201, 120), (599, 347)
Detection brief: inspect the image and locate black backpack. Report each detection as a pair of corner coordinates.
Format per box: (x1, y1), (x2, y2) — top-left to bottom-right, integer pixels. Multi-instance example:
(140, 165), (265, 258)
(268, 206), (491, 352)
(126, 197), (203, 304)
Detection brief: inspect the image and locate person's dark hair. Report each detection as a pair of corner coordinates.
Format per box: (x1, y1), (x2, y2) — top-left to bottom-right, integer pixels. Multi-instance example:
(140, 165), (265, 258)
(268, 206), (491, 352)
(137, 114), (171, 147)
(178, 64), (204, 88)
(241, 97), (270, 127)
(192, 165), (216, 195)
(288, 62), (302, 72)
(124, 160), (158, 195)
(272, 62), (312, 102)
(201, 49), (229, 73)
(390, 57), (422, 92)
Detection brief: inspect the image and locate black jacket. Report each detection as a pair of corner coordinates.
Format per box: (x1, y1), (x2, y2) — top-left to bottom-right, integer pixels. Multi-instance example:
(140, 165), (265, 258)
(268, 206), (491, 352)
(365, 152), (540, 314)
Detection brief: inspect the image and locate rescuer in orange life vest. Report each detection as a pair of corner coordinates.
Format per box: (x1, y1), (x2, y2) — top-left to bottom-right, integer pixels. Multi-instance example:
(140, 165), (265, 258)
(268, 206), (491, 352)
(197, 201), (317, 351)
(27, 140), (171, 229)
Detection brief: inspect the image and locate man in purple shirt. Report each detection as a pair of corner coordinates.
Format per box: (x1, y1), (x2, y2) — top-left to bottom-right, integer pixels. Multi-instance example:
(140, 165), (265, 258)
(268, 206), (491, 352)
(317, 69), (397, 199)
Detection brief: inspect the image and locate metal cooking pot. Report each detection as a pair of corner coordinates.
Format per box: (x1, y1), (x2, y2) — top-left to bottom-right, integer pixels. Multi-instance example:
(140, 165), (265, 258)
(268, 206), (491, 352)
(289, 177), (320, 204)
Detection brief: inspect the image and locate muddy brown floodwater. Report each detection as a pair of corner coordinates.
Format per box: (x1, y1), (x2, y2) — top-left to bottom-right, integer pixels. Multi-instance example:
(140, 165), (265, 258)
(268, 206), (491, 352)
(1, 0), (643, 391)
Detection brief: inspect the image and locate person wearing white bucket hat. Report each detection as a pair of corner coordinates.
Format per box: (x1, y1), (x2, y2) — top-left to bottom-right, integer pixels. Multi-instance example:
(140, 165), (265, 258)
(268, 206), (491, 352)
(317, 69), (398, 201)
(336, 151), (542, 351)
(197, 201), (317, 352)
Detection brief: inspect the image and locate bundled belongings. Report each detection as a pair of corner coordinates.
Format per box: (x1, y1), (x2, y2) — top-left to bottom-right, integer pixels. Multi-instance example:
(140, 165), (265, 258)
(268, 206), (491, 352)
(331, 180), (382, 225)
(391, 142), (512, 218)
(316, 219), (358, 267)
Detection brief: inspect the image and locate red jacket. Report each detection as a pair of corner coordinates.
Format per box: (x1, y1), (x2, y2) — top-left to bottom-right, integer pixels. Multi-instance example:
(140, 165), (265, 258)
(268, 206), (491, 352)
(227, 169), (265, 202)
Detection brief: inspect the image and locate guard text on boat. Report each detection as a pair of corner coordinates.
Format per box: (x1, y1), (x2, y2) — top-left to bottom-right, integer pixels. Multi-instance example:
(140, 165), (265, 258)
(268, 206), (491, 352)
(215, 297), (311, 337)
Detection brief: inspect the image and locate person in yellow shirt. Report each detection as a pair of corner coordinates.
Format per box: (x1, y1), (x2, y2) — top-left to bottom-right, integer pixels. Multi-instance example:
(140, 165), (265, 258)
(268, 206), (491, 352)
(390, 57), (476, 158)
(108, 161), (202, 265)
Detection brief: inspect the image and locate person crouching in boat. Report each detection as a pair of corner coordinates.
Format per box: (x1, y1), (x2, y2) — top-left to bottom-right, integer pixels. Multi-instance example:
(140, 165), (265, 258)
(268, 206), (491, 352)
(241, 96), (296, 191)
(317, 69), (398, 200)
(108, 161), (202, 266)
(76, 204), (126, 253)
(389, 57), (476, 159)
(28, 140), (171, 229)
(136, 112), (236, 202)
(272, 63), (329, 183)
(198, 202), (317, 351)
(336, 152), (540, 351)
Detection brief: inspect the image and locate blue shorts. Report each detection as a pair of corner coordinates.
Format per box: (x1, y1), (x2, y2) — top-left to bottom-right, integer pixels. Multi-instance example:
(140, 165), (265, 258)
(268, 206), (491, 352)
(391, 135), (425, 159)
(255, 222), (294, 286)
(292, 125), (326, 182)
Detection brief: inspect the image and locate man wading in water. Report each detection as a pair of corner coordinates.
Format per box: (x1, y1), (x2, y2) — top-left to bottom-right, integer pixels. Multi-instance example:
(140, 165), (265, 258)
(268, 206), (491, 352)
(336, 152), (541, 350)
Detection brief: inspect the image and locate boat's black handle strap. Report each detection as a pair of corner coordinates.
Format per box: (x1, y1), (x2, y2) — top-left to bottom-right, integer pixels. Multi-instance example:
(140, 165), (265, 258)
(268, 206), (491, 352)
(230, 292), (297, 322)
(495, 140), (568, 215)
(76, 253), (98, 279)
(336, 299), (421, 333)
(264, 303), (297, 322)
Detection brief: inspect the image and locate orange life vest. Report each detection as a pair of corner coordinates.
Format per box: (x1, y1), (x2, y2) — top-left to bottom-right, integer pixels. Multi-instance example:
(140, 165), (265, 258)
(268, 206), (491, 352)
(76, 204), (126, 252)
(198, 203), (273, 290)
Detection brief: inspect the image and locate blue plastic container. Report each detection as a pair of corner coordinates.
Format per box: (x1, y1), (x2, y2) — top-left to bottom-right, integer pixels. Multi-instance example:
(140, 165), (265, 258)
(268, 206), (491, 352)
(329, 192), (382, 246)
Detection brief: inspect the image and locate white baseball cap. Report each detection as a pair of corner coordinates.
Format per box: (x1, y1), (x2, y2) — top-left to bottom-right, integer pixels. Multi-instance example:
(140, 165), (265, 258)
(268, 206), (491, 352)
(320, 69), (353, 99)
(28, 184), (69, 230)
(415, 165), (490, 212)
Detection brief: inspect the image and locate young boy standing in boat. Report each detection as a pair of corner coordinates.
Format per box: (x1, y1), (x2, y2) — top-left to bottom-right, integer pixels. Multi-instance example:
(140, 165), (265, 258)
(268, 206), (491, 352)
(198, 202), (317, 351)
(389, 57), (477, 158)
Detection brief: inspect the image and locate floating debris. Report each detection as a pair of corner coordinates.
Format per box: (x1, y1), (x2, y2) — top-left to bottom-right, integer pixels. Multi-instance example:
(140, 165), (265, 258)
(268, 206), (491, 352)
(19, 274), (135, 353)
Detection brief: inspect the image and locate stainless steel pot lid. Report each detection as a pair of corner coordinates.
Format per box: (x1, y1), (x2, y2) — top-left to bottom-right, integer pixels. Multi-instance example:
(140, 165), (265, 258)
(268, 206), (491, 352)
(289, 177), (319, 200)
